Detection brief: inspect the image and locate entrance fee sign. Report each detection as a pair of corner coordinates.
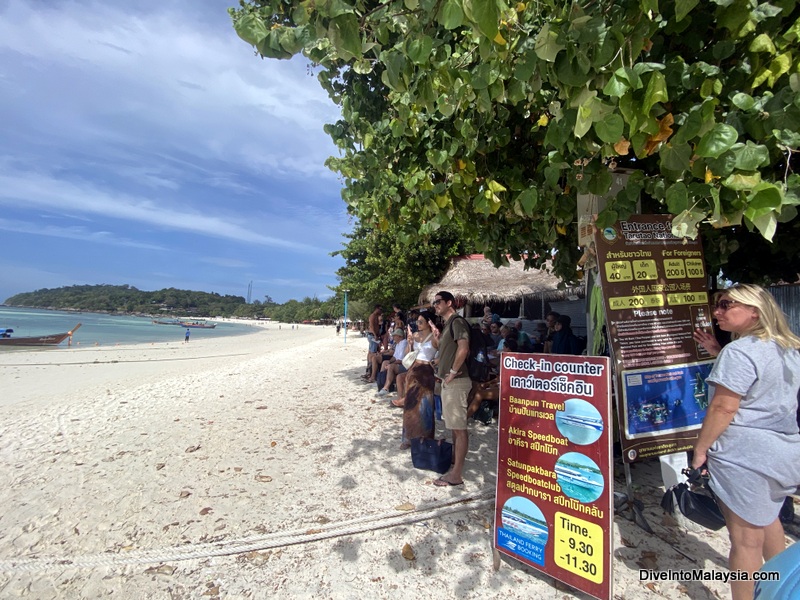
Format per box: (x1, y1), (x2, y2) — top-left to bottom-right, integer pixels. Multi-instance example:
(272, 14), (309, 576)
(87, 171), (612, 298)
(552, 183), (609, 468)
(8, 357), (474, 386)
(593, 215), (714, 462)
(495, 353), (612, 600)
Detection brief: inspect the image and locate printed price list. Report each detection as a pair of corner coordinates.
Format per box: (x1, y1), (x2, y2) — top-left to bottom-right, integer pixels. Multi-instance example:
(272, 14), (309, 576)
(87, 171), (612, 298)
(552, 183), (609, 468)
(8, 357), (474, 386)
(667, 291), (709, 306)
(664, 259), (687, 279)
(604, 259), (660, 282)
(608, 294), (665, 310)
(685, 259), (705, 278)
(554, 512), (603, 584)
(632, 259), (658, 280)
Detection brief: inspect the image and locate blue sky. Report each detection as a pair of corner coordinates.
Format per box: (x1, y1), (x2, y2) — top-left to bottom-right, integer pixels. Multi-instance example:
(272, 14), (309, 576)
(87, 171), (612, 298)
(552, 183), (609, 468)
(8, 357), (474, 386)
(0, 0), (350, 304)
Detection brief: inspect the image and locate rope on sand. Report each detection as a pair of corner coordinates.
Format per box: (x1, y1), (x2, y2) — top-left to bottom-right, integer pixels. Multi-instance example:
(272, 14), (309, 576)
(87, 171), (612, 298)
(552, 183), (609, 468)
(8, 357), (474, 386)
(0, 489), (494, 572)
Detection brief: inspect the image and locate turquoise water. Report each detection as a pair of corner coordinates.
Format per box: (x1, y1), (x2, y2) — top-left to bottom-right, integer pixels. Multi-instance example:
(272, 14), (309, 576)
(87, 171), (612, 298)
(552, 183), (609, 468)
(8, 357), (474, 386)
(0, 307), (259, 347)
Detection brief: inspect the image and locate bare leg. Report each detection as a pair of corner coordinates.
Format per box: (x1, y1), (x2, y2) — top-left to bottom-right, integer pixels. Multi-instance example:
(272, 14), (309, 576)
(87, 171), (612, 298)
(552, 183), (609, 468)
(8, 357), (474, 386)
(396, 372), (406, 399)
(445, 429), (468, 484)
(762, 516), (786, 561)
(718, 500), (769, 600)
(384, 363), (399, 391)
(467, 381), (499, 417)
(368, 353), (382, 382)
(363, 351), (374, 378)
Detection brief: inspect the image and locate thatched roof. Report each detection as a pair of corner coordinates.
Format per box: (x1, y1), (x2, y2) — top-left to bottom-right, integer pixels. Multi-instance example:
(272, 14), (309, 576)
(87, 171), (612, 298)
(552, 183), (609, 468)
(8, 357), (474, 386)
(419, 255), (584, 305)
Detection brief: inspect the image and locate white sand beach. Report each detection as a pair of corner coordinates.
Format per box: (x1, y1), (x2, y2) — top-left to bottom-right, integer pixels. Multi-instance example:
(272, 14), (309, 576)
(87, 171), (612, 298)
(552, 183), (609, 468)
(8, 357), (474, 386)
(0, 325), (793, 599)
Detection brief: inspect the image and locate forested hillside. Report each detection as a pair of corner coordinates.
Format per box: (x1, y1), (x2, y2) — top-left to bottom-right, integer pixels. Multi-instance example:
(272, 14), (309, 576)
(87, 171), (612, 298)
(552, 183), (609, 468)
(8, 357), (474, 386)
(4, 285), (247, 317)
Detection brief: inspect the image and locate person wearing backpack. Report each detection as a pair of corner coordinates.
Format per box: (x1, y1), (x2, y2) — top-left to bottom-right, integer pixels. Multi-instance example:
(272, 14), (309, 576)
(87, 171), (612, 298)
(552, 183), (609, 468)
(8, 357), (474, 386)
(432, 291), (472, 487)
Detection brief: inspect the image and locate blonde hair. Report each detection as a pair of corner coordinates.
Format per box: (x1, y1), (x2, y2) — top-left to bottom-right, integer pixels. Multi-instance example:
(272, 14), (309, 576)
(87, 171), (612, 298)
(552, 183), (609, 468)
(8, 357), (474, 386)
(719, 284), (800, 349)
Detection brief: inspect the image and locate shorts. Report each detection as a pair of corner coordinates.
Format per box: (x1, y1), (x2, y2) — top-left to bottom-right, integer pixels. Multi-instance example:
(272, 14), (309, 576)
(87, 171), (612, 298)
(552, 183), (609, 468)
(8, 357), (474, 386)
(397, 364), (408, 375)
(441, 377), (472, 430)
(367, 333), (379, 353)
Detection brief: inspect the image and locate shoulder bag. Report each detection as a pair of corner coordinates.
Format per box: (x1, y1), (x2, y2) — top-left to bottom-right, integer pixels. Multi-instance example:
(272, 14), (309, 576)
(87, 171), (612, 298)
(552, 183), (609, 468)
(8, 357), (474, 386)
(660, 467), (726, 531)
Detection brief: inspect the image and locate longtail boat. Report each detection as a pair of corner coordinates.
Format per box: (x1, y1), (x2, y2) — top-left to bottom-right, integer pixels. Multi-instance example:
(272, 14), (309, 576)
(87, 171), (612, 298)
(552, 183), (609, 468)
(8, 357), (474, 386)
(179, 321), (217, 329)
(0, 323), (82, 347)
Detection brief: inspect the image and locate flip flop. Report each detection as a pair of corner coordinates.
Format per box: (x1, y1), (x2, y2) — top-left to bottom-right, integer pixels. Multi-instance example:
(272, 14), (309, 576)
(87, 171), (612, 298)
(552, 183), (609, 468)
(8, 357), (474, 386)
(434, 477), (464, 487)
(391, 398), (405, 408)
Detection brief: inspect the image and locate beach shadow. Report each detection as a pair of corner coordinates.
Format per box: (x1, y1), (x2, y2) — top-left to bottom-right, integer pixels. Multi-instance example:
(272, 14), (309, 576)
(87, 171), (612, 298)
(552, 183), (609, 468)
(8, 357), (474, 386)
(332, 361), (737, 595)
(330, 536), (364, 562)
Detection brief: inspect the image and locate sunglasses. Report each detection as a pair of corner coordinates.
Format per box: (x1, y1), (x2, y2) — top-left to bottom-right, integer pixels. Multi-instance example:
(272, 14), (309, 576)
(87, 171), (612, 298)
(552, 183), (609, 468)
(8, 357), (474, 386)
(432, 299), (442, 306)
(714, 299), (739, 311)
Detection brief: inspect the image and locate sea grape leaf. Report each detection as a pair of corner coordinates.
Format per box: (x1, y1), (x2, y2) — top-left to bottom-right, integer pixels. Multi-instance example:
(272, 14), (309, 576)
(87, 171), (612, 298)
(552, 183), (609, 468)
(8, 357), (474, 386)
(696, 124), (738, 158)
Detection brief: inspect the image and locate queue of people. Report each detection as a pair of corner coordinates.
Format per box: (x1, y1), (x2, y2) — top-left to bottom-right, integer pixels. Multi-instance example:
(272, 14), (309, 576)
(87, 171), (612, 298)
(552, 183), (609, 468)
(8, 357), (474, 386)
(354, 285), (799, 599)
(358, 297), (590, 488)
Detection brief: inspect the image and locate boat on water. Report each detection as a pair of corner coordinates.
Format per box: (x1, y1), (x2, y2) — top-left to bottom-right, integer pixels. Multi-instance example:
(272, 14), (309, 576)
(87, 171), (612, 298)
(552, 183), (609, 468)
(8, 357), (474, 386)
(0, 323), (82, 347)
(554, 464), (603, 488)
(151, 319), (217, 329)
(557, 414), (604, 431)
(179, 321), (216, 329)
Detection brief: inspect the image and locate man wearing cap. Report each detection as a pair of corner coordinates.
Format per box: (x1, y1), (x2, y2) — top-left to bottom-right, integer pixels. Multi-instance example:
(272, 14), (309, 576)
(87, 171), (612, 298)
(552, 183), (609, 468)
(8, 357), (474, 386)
(376, 329), (409, 398)
(432, 291), (472, 486)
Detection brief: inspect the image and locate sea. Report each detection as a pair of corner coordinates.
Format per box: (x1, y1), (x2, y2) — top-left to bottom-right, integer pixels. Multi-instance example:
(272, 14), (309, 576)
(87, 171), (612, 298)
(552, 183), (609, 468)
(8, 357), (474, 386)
(0, 307), (260, 347)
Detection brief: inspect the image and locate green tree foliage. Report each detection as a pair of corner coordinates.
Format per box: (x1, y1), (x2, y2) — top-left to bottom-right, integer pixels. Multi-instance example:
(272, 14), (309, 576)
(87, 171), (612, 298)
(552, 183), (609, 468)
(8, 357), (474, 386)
(264, 296), (321, 321)
(331, 220), (471, 308)
(4, 285), (248, 316)
(4, 285), (344, 323)
(230, 0), (800, 284)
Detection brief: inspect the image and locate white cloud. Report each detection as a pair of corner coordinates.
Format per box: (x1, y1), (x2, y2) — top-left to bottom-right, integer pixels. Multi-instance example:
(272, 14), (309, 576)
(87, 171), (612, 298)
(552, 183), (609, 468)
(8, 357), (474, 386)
(0, 171), (324, 252)
(0, 0), (350, 303)
(0, 217), (166, 250)
(0, 0), (342, 179)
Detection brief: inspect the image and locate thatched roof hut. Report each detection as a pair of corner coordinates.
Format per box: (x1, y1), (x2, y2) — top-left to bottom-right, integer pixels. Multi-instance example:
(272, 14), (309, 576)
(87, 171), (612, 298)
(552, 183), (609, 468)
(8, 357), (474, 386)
(418, 254), (584, 306)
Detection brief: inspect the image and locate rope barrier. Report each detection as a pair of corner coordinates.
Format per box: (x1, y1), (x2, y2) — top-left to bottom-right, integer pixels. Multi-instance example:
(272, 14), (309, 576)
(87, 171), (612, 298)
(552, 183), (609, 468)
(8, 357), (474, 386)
(0, 489), (495, 573)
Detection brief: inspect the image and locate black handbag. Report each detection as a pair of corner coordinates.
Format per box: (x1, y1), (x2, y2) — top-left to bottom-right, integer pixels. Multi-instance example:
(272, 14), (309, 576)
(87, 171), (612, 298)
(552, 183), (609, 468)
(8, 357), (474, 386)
(661, 467), (726, 531)
(410, 438), (453, 474)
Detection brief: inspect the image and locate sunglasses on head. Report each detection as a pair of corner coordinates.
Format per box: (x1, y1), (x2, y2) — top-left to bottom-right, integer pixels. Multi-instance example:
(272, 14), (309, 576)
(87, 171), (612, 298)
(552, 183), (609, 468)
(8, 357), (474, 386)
(714, 299), (738, 311)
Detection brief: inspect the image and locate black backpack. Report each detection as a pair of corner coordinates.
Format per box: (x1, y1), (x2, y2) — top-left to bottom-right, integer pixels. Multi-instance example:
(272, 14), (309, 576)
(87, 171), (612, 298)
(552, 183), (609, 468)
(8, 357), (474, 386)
(447, 317), (491, 382)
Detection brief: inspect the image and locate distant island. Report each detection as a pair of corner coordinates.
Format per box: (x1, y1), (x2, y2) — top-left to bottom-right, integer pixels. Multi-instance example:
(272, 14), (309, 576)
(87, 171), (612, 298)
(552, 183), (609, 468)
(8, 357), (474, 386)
(4, 284), (247, 318)
(3, 284), (348, 323)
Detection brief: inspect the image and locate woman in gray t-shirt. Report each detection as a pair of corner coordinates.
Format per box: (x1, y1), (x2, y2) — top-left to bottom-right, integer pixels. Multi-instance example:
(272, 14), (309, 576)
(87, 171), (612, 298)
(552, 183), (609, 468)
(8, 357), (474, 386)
(692, 284), (800, 600)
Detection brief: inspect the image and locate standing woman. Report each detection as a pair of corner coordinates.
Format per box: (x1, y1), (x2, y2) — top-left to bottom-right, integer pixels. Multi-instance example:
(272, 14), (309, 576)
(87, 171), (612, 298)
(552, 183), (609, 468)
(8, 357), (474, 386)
(692, 284), (800, 600)
(398, 311), (438, 448)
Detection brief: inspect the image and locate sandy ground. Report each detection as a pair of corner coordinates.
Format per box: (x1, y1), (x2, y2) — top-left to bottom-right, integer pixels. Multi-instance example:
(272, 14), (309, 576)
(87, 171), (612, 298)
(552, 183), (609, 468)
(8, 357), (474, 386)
(0, 324), (796, 599)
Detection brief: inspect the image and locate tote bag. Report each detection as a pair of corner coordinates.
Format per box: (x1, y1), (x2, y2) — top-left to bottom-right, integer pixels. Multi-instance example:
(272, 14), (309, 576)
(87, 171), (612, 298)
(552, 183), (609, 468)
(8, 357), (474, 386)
(410, 438), (453, 474)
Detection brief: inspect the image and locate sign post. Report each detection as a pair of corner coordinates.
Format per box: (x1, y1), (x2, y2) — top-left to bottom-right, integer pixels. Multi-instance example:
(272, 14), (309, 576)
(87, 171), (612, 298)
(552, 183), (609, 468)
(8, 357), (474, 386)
(593, 214), (714, 462)
(495, 353), (612, 600)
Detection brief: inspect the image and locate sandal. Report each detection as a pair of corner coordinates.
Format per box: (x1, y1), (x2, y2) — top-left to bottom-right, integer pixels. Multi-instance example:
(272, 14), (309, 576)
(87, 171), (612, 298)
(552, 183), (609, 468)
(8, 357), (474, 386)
(391, 398), (405, 408)
(434, 477), (464, 487)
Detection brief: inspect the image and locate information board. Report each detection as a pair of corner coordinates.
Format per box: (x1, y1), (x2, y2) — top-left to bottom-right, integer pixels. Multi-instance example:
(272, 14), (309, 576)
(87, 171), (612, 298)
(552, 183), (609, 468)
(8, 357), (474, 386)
(495, 353), (612, 600)
(593, 214), (714, 462)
